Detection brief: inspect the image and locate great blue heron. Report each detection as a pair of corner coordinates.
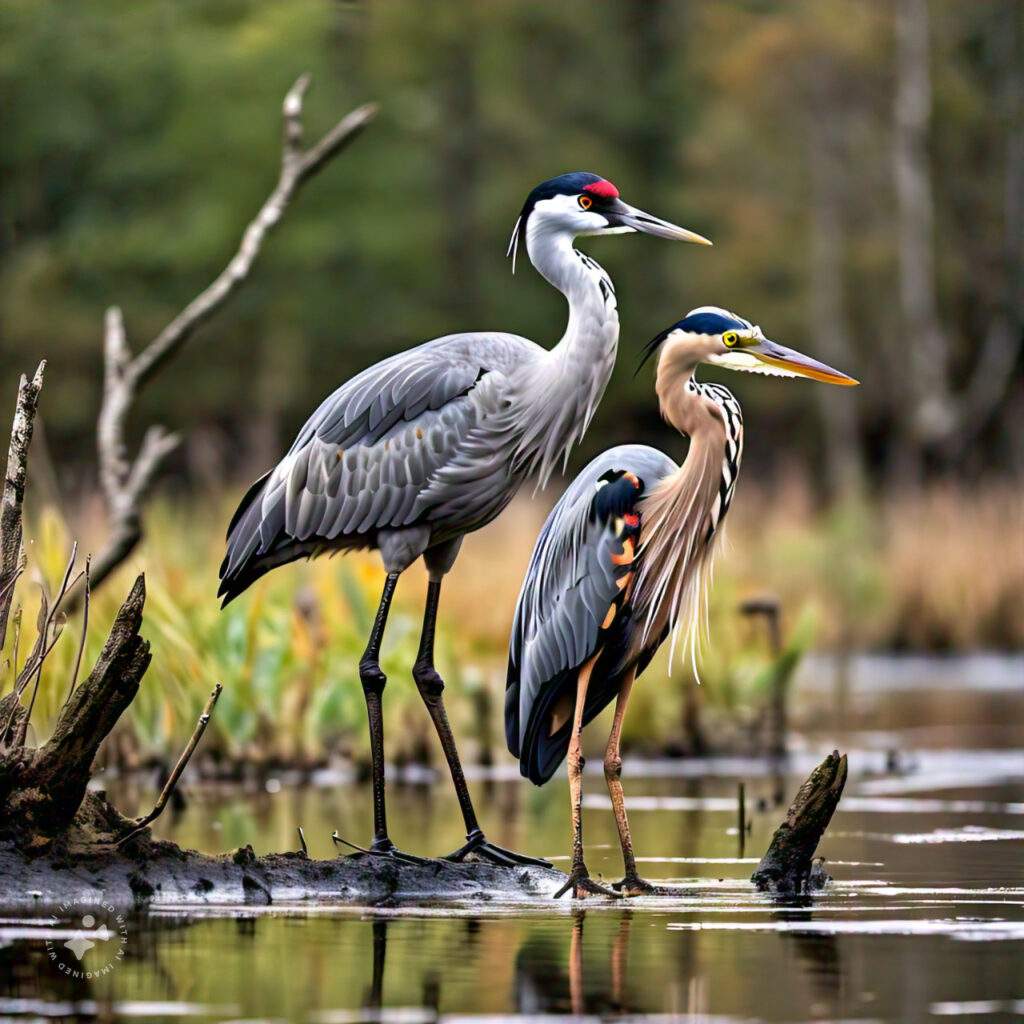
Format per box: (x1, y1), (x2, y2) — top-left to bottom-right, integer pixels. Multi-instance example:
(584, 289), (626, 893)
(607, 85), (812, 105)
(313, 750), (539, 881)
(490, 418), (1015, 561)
(219, 172), (711, 866)
(505, 307), (858, 897)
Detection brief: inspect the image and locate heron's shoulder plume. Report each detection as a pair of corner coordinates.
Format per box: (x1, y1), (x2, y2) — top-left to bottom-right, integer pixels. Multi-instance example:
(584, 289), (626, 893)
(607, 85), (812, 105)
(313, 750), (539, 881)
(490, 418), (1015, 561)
(631, 438), (729, 680)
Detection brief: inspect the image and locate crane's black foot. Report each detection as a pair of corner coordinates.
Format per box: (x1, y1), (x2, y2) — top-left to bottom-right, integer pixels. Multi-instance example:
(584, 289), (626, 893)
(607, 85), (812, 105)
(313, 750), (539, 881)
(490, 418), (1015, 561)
(331, 831), (432, 867)
(553, 864), (622, 900)
(444, 829), (553, 868)
(611, 874), (671, 897)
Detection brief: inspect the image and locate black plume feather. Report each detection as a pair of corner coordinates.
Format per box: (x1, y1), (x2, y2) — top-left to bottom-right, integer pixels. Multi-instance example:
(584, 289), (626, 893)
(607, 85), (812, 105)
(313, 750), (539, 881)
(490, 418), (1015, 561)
(634, 323), (679, 377)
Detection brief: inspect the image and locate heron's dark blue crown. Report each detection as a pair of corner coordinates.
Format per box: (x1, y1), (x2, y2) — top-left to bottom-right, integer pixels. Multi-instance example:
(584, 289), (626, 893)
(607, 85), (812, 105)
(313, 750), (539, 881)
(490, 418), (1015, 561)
(636, 307), (753, 375)
(674, 309), (751, 336)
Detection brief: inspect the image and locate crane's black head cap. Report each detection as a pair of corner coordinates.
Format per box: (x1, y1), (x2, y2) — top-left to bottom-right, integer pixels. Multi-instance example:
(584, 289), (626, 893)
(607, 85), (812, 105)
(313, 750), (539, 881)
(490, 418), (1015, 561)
(507, 171), (620, 265)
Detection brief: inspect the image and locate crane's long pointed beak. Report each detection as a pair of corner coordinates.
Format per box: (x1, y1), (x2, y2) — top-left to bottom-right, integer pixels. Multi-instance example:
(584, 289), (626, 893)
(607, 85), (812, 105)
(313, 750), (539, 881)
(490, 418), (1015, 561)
(749, 339), (859, 386)
(605, 199), (713, 245)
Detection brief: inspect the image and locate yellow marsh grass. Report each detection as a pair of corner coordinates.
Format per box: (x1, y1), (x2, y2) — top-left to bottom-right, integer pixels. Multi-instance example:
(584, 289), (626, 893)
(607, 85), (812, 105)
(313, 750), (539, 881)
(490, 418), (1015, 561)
(11, 482), (1022, 764)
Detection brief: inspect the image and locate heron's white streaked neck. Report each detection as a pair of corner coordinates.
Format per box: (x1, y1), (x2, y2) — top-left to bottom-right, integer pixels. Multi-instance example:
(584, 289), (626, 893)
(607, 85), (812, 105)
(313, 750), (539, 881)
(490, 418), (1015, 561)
(654, 347), (718, 440)
(630, 350), (744, 674)
(510, 226), (619, 487)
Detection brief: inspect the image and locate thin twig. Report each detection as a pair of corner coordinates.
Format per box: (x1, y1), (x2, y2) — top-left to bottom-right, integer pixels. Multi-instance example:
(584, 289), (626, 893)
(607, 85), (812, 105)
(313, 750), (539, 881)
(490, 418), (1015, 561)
(118, 683), (222, 845)
(9, 607), (20, 687)
(66, 557), (90, 707)
(18, 622), (66, 745)
(331, 830), (372, 855)
(297, 826), (308, 857)
(56, 541), (78, 608)
(10, 545), (80, 744)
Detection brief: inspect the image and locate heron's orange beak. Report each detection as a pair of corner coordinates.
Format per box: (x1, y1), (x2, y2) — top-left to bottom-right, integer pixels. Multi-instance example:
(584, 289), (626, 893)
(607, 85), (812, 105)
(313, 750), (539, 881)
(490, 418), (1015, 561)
(748, 339), (859, 386)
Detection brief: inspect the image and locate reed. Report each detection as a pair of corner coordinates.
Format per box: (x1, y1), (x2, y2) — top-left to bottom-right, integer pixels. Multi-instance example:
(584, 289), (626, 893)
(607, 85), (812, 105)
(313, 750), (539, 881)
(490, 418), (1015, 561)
(10, 480), (1020, 765)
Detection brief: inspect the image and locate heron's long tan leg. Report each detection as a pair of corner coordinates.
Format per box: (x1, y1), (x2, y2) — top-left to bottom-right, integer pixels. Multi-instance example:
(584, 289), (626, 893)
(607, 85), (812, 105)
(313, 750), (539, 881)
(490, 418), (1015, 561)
(605, 672), (667, 896)
(553, 656), (620, 899)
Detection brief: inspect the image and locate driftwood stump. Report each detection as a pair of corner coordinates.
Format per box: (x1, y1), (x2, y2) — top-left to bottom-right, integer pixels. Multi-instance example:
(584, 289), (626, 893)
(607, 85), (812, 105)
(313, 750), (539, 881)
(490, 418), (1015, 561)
(751, 750), (848, 894)
(0, 576), (149, 849)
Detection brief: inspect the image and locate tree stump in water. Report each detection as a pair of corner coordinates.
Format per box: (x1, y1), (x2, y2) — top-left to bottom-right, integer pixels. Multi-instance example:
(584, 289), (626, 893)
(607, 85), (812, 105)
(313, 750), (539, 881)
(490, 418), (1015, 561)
(0, 577), (150, 850)
(751, 750), (848, 895)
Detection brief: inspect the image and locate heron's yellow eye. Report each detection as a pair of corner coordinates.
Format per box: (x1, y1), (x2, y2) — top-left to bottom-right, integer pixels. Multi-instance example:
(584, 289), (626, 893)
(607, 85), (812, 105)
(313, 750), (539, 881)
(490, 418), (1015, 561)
(723, 330), (739, 347)
(578, 194), (593, 210)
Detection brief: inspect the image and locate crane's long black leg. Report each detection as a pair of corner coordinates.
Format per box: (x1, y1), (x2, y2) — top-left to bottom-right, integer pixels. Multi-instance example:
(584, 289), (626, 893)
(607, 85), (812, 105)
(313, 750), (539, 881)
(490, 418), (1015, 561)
(348, 571), (429, 866)
(412, 577), (550, 868)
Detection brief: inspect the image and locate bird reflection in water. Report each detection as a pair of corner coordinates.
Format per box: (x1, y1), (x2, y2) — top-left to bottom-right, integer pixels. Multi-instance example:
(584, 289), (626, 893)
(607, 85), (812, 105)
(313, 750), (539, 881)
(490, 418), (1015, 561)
(359, 918), (444, 1018)
(363, 920), (387, 1012)
(514, 911), (637, 1016)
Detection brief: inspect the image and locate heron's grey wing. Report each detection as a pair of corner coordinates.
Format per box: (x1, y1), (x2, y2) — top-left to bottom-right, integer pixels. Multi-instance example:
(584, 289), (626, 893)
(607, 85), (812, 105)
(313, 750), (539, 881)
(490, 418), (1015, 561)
(505, 444), (677, 773)
(219, 333), (537, 596)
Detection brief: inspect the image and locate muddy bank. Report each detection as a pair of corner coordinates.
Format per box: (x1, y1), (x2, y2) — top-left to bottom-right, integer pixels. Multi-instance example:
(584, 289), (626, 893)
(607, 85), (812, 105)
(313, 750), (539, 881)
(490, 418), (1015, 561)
(0, 834), (567, 909)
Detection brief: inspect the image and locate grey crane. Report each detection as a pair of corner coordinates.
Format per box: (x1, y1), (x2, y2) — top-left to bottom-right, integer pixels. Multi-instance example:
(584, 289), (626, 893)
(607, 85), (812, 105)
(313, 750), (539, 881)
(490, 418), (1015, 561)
(505, 307), (858, 897)
(219, 171), (711, 866)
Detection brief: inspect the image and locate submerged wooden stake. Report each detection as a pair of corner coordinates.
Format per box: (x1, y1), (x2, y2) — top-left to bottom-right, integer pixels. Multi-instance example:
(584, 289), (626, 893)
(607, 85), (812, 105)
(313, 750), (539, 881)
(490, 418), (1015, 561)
(751, 750), (848, 894)
(737, 781), (747, 857)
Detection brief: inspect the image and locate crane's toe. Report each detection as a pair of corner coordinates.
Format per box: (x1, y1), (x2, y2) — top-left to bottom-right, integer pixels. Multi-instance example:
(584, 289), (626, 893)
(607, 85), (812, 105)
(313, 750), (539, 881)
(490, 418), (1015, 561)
(331, 831), (434, 867)
(444, 829), (552, 868)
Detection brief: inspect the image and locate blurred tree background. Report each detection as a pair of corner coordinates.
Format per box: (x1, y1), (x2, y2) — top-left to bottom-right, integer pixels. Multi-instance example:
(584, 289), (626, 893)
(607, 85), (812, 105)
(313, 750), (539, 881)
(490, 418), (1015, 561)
(2, 0), (1020, 495)
(1, 0), (1021, 767)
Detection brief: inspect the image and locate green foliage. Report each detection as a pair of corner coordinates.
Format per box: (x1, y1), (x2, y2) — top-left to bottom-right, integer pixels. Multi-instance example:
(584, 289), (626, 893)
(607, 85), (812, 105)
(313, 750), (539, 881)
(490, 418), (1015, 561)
(1, 0), (1016, 480)
(15, 500), (476, 766)
(9, 480), (1019, 765)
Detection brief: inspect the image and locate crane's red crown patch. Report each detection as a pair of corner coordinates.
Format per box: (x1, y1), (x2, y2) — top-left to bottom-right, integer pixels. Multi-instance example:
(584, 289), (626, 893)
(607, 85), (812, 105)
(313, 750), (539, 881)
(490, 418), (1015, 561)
(583, 179), (619, 199)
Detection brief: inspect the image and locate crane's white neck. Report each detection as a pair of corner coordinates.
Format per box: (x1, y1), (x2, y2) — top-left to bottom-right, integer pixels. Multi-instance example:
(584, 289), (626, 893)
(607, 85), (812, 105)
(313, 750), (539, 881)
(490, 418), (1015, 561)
(508, 225), (619, 487)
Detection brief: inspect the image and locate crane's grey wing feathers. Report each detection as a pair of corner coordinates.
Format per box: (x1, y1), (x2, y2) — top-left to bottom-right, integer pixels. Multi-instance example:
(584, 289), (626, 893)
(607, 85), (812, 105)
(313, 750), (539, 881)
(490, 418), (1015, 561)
(219, 333), (538, 601)
(505, 444), (677, 780)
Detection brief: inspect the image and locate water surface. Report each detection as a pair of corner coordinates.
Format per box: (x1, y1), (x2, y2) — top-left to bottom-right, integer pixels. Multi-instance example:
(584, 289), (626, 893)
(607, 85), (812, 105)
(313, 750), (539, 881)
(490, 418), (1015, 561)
(2, 656), (1021, 1022)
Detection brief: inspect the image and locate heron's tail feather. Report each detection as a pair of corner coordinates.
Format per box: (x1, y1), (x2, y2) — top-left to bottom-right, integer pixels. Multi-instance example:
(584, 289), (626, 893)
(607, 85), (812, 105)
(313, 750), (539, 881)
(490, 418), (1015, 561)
(508, 664), (622, 786)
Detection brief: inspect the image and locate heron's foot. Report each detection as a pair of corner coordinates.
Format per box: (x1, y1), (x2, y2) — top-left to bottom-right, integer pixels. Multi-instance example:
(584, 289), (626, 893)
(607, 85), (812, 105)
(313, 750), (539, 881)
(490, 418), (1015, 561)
(611, 873), (670, 897)
(444, 829), (552, 868)
(553, 863), (622, 900)
(331, 831), (432, 867)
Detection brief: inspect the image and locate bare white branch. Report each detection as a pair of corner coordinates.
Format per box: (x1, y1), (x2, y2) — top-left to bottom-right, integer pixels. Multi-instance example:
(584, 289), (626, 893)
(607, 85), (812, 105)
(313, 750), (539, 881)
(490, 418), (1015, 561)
(0, 361), (45, 648)
(78, 75), (376, 601)
(128, 80), (376, 388)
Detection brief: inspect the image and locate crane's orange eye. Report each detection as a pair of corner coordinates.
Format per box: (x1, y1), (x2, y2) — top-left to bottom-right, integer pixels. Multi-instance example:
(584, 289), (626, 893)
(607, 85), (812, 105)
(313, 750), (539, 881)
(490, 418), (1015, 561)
(578, 194), (593, 210)
(723, 331), (739, 347)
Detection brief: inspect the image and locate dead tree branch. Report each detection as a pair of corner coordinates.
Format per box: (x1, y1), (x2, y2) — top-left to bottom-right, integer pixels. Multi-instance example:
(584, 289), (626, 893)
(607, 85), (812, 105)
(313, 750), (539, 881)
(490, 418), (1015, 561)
(77, 77), (377, 603)
(752, 750), (848, 895)
(0, 574), (151, 841)
(119, 682), (222, 845)
(0, 362), (45, 648)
